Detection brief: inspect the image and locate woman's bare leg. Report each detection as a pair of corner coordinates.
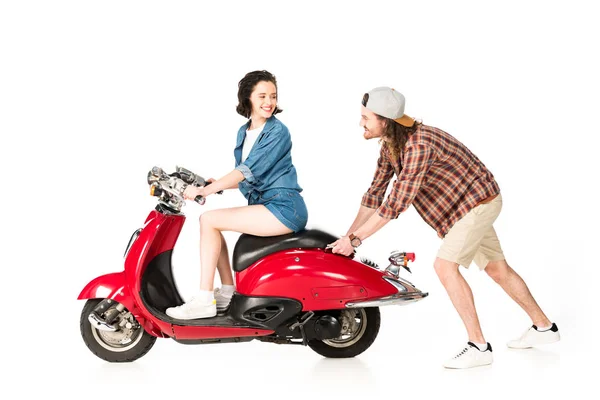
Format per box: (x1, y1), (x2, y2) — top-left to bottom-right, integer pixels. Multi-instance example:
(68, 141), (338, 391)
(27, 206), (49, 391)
(199, 205), (292, 291)
(215, 232), (234, 286)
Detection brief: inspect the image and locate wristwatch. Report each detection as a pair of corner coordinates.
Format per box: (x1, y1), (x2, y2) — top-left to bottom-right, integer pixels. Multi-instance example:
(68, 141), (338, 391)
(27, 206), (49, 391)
(348, 233), (362, 248)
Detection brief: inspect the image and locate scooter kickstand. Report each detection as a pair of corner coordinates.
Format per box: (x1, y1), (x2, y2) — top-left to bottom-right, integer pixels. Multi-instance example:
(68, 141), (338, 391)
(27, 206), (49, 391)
(289, 311), (315, 346)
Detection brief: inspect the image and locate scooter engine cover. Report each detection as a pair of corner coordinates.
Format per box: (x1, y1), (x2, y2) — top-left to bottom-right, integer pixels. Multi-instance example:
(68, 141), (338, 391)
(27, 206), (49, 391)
(314, 315), (342, 340)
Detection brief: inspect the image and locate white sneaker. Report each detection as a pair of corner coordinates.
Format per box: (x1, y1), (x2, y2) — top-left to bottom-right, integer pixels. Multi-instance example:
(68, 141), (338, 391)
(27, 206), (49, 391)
(443, 342), (493, 369)
(166, 297), (217, 320)
(507, 323), (560, 349)
(214, 288), (233, 311)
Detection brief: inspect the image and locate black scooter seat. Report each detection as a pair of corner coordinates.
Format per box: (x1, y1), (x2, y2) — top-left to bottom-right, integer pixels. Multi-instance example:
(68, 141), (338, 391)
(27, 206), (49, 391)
(232, 229), (338, 272)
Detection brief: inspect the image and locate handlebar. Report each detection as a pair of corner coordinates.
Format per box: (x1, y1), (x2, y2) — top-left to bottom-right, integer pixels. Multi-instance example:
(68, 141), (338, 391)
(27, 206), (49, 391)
(148, 166), (222, 211)
(194, 181), (223, 205)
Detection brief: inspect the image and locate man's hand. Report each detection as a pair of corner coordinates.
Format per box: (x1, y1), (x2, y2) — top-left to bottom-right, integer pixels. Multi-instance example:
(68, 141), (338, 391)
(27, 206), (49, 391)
(328, 236), (355, 256)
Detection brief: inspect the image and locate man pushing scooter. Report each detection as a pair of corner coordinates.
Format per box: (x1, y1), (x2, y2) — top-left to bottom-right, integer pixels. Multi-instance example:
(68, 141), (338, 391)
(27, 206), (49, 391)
(328, 87), (560, 369)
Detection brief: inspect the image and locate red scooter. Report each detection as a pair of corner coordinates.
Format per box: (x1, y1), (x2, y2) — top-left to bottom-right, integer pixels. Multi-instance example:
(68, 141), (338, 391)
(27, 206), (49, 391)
(78, 166), (428, 362)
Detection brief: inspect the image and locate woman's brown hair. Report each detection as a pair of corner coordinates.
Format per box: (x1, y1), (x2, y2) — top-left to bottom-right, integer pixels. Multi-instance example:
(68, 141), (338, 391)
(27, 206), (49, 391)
(236, 70), (283, 118)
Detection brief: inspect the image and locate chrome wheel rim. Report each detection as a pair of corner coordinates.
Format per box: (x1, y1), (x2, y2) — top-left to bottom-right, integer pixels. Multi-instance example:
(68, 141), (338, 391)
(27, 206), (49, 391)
(322, 309), (368, 348)
(90, 320), (144, 353)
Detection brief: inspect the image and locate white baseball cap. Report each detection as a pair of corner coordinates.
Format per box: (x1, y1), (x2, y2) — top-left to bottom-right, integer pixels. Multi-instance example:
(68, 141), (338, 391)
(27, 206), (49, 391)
(362, 86), (415, 127)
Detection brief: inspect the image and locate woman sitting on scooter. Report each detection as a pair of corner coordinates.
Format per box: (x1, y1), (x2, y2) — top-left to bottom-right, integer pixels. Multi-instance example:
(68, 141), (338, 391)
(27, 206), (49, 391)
(166, 70), (308, 320)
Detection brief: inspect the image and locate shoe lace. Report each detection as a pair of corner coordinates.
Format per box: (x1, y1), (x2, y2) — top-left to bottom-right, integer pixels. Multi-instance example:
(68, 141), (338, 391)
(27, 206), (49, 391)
(175, 297), (196, 311)
(518, 326), (534, 339)
(453, 346), (471, 359)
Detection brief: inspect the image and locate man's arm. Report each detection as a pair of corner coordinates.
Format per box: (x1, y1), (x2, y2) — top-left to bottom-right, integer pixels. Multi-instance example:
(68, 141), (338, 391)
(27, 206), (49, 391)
(331, 210), (391, 254)
(355, 144), (435, 238)
(331, 144), (435, 255)
(352, 212), (391, 242)
(328, 146), (393, 250)
(345, 205), (377, 236)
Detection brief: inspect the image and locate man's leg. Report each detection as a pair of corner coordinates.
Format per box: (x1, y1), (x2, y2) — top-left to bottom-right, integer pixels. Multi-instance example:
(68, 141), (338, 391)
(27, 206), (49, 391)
(435, 199), (500, 368)
(484, 260), (551, 327)
(435, 257), (493, 369)
(476, 226), (559, 348)
(434, 258), (486, 343)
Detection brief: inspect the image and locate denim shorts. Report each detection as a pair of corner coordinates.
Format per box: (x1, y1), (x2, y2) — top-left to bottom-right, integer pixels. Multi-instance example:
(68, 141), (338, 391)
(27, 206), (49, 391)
(250, 188), (308, 232)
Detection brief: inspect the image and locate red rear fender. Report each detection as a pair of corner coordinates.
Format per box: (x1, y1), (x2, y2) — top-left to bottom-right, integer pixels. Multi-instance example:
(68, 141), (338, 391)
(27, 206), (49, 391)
(236, 249), (396, 311)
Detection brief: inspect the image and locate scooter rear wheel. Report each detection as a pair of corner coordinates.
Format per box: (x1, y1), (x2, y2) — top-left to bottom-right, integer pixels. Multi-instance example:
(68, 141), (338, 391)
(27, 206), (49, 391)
(308, 307), (380, 358)
(80, 299), (156, 363)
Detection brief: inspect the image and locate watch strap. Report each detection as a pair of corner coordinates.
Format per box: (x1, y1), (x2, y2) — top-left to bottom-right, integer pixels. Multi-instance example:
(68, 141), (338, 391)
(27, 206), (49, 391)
(348, 233), (362, 248)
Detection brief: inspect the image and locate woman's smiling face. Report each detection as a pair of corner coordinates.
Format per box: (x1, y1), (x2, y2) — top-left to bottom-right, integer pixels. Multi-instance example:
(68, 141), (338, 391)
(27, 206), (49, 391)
(249, 81), (277, 121)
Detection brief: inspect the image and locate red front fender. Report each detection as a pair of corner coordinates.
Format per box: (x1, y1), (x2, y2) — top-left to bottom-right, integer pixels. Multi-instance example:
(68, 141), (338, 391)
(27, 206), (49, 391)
(77, 272), (135, 311)
(77, 272), (166, 338)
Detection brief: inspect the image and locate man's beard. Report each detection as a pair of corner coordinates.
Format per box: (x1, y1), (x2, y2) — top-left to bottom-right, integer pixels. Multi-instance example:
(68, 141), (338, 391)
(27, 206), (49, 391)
(363, 129), (380, 140)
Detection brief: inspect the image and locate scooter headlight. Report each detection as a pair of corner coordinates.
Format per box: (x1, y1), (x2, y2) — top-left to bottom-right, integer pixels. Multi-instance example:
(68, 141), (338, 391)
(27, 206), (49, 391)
(383, 276), (408, 293)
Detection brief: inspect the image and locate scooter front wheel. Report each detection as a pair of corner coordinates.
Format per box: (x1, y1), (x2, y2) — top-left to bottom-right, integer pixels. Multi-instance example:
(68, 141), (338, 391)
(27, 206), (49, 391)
(308, 307), (380, 358)
(80, 299), (156, 362)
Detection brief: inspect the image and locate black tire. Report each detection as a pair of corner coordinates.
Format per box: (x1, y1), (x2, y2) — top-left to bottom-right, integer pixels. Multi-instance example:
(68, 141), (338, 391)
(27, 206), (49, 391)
(308, 307), (380, 358)
(80, 299), (157, 363)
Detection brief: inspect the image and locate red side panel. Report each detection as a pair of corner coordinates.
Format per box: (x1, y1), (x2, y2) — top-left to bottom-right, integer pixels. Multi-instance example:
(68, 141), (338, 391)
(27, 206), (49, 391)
(236, 249), (396, 311)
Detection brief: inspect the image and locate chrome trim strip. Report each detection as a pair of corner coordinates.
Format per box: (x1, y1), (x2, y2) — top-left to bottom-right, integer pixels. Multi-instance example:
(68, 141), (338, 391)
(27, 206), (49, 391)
(345, 291), (429, 308)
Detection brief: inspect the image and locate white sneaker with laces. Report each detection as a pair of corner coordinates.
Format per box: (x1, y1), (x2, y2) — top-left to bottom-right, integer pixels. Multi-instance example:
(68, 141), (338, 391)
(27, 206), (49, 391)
(507, 323), (560, 349)
(214, 288), (233, 311)
(165, 297), (217, 320)
(443, 342), (493, 369)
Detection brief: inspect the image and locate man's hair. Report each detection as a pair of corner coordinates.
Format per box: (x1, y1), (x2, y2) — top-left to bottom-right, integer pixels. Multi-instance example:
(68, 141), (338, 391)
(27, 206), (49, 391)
(376, 115), (420, 159)
(236, 70), (283, 118)
(363, 92), (419, 158)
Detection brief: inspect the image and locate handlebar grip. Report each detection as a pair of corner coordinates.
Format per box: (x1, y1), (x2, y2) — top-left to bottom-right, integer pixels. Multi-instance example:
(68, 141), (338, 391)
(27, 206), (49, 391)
(194, 195), (206, 205)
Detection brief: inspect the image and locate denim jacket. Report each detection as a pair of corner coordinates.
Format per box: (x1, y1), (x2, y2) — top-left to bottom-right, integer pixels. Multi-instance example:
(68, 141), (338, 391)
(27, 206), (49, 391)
(234, 116), (302, 203)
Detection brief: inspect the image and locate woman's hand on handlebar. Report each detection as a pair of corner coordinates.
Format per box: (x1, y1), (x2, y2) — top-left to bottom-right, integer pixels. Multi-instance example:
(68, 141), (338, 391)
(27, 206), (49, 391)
(202, 178), (224, 195)
(183, 185), (207, 201)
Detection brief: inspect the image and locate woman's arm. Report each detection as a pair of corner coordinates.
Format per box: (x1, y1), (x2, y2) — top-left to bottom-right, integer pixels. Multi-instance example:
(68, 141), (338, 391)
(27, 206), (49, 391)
(204, 169), (244, 195)
(183, 169), (244, 200)
(235, 126), (290, 184)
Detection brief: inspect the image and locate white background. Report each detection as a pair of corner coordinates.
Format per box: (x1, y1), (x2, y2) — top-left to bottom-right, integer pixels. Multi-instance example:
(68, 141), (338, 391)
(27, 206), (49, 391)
(1, 0), (598, 398)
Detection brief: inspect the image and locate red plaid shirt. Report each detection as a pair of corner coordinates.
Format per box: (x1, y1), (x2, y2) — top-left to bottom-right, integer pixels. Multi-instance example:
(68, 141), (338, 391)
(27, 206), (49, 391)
(361, 124), (500, 237)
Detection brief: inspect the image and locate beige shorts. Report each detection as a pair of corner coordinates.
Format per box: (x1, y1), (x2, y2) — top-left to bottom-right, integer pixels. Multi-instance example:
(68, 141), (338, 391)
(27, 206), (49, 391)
(437, 194), (505, 270)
